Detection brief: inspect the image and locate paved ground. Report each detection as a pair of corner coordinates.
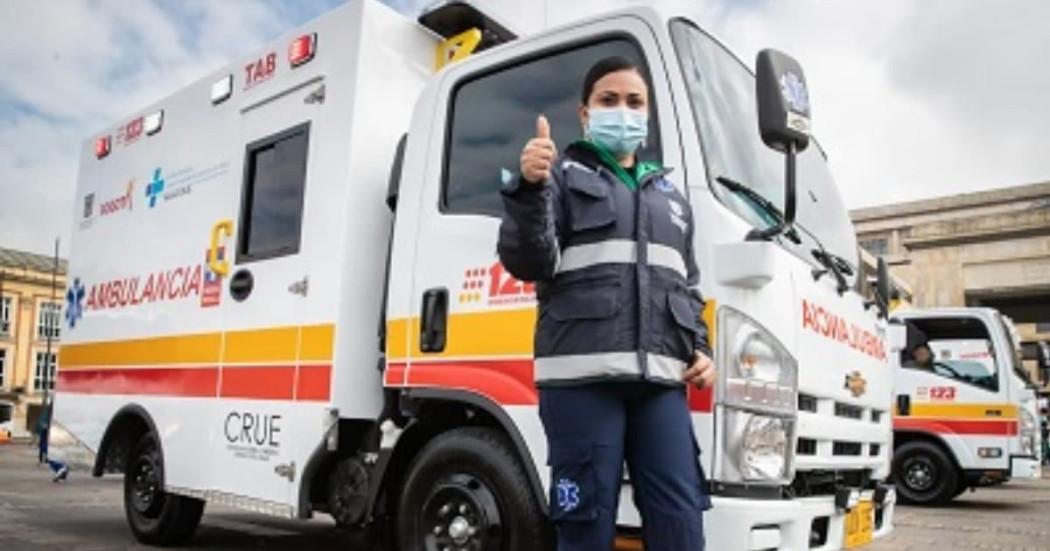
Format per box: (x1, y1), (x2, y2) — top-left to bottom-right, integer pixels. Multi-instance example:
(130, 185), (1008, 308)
(2, 441), (1048, 550)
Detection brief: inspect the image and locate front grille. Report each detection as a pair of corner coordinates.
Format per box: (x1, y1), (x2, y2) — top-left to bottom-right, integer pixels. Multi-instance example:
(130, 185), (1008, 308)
(797, 438), (817, 456)
(832, 441), (863, 456)
(871, 409), (884, 423)
(790, 469), (873, 498)
(869, 444), (881, 457)
(798, 393), (818, 412)
(834, 402), (863, 420)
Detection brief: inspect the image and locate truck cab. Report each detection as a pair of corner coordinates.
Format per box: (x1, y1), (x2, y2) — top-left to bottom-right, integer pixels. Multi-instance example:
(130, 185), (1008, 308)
(56, 1), (894, 549)
(890, 307), (1041, 505)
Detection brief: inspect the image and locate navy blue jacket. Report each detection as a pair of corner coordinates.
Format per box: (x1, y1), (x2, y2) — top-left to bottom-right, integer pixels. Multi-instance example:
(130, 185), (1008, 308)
(498, 143), (710, 387)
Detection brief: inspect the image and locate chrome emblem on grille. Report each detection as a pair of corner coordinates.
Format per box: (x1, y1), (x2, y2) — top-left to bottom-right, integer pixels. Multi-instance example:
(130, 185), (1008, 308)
(845, 370), (867, 398)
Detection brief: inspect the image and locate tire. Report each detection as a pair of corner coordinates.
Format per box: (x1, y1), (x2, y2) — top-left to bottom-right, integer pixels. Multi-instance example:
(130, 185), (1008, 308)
(397, 426), (550, 551)
(892, 440), (959, 506)
(124, 432), (205, 546)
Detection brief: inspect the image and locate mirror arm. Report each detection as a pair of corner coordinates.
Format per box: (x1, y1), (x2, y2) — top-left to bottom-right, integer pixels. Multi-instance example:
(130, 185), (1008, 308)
(745, 142), (798, 242)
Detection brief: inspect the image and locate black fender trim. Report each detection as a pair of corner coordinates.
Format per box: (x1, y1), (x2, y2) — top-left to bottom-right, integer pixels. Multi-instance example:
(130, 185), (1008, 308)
(93, 404), (162, 481)
(399, 387), (548, 515)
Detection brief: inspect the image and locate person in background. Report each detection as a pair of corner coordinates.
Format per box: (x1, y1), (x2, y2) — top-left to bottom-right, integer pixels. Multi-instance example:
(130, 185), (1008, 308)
(36, 404), (69, 482)
(1041, 407), (1049, 467)
(905, 344), (935, 371)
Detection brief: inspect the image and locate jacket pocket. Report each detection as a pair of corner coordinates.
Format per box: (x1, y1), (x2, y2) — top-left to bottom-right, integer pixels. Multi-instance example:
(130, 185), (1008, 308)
(566, 174), (616, 232)
(667, 292), (701, 334)
(548, 279), (622, 322)
(547, 442), (599, 522)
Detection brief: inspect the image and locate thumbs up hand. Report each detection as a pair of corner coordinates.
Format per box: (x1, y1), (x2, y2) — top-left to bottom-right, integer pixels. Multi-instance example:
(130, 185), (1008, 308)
(520, 115), (557, 185)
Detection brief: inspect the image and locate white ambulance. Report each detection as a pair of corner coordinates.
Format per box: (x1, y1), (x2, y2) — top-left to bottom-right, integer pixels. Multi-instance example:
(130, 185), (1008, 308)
(890, 307), (1041, 505)
(56, 1), (896, 548)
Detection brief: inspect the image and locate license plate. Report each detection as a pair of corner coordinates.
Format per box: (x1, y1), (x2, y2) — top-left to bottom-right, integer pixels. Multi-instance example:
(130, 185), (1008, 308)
(844, 499), (874, 549)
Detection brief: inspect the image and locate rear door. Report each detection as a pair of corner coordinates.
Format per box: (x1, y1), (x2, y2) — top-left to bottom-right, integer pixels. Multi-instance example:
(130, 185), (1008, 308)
(211, 78), (324, 507)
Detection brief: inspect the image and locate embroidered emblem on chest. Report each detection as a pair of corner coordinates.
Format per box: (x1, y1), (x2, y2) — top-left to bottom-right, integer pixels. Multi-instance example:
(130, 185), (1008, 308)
(667, 198), (687, 233)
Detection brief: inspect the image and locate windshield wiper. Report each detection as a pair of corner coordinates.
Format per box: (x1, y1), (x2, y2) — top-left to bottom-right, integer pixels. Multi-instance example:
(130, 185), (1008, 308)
(793, 222), (852, 296)
(714, 176), (800, 244)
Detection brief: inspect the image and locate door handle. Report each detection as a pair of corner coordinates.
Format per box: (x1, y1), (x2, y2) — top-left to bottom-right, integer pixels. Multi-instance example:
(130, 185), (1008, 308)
(985, 408), (1003, 417)
(896, 394), (911, 417)
(209, 219), (233, 276)
(419, 288), (448, 353)
(229, 269), (254, 302)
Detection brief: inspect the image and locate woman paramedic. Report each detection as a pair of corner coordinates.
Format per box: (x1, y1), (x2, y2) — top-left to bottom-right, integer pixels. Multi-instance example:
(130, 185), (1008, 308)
(497, 57), (717, 551)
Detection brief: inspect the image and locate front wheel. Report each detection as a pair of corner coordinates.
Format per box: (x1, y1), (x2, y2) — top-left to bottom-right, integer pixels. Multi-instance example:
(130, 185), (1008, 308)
(893, 440), (959, 506)
(124, 432), (205, 546)
(397, 427), (549, 551)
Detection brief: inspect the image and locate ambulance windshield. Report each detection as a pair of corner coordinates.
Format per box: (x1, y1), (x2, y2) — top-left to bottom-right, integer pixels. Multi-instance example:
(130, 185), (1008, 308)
(670, 20), (859, 280)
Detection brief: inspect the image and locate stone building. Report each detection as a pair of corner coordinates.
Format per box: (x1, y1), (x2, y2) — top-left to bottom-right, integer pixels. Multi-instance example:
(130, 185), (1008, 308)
(851, 181), (1050, 388)
(0, 246), (66, 437)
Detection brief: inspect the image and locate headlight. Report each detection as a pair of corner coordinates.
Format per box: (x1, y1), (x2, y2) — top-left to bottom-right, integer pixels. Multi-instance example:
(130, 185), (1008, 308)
(1020, 407), (1036, 433)
(716, 307), (798, 485)
(1021, 436), (1035, 456)
(720, 307), (798, 414)
(1020, 408), (1037, 455)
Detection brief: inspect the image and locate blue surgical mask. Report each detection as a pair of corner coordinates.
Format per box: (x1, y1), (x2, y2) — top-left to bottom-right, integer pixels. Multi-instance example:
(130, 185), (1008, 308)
(586, 107), (648, 156)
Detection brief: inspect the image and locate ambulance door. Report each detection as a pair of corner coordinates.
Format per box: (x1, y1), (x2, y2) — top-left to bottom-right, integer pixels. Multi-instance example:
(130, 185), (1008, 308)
(213, 81), (322, 508)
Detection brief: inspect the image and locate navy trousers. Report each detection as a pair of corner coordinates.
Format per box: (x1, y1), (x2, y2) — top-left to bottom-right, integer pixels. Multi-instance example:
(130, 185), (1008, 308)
(539, 382), (710, 551)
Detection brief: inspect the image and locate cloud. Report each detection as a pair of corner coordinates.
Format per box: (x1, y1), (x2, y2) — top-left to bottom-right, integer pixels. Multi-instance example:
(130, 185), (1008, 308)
(1, 0), (1047, 257)
(0, 0), (343, 256)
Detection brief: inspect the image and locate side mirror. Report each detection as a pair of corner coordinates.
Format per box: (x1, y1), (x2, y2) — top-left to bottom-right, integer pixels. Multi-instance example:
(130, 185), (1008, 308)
(876, 257), (890, 319)
(751, 49), (810, 241)
(756, 49), (811, 153)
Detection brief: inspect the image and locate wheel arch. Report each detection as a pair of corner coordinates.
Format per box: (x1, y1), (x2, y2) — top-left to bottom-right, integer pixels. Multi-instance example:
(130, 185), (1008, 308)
(893, 430), (964, 481)
(372, 388), (547, 520)
(94, 403), (162, 481)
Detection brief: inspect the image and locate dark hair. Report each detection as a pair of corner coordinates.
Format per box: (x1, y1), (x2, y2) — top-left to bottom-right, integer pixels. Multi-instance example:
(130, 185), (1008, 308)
(581, 56), (643, 104)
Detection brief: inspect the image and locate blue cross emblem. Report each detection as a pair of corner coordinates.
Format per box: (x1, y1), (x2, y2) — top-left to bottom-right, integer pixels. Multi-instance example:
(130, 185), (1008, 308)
(65, 278), (86, 329)
(779, 71), (810, 114)
(556, 478), (580, 512)
(145, 167), (165, 208)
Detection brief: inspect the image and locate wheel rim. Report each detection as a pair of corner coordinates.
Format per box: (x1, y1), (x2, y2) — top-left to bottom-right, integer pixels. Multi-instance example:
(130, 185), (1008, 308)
(419, 473), (502, 551)
(903, 456), (937, 492)
(131, 451), (163, 518)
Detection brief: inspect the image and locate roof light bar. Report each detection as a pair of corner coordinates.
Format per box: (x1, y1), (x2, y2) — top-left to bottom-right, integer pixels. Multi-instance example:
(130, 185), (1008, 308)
(211, 74), (233, 104)
(288, 33), (316, 67)
(95, 135), (111, 159)
(144, 110), (164, 135)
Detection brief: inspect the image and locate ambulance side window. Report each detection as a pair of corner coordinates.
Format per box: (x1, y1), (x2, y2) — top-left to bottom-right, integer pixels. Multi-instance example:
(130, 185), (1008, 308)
(443, 38), (660, 217)
(238, 122), (310, 262)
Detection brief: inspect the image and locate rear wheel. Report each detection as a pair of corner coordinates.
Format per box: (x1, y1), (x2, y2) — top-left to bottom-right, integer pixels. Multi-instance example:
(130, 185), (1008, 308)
(893, 440), (959, 506)
(397, 427), (549, 551)
(124, 432), (205, 546)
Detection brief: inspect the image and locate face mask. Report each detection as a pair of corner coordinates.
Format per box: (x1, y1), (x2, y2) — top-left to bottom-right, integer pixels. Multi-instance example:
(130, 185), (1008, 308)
(586, 107), (649, 156)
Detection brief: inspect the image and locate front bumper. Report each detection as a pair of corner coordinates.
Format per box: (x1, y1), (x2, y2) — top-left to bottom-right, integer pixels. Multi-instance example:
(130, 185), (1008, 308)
(1010, 455), (1041, 479)
(704, 486), (896, 551)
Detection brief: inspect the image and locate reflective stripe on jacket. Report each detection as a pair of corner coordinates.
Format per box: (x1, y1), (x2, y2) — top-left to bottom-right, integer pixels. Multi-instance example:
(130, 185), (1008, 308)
(498, 143), (710, 387)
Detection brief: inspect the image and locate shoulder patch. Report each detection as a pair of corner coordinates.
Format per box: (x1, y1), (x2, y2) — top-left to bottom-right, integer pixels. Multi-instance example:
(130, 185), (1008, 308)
(562, 159), (596, 175)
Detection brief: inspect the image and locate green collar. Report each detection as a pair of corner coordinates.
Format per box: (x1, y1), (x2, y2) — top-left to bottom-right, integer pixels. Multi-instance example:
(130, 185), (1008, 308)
(570, 140), (662, 191)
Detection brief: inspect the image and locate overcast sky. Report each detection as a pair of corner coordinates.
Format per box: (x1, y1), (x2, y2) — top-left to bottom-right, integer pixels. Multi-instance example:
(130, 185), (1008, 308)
(2, 0), (1048, 256)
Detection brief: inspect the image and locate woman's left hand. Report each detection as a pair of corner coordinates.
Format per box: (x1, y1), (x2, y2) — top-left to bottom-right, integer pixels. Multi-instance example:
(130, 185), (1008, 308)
(683, 351), (716, 389)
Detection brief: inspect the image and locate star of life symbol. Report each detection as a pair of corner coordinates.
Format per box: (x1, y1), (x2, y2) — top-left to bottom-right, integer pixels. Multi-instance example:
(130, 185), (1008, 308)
(65, 278), (86, 329)
(779, 71), (810, 114)
(556, 477), (581, 512)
